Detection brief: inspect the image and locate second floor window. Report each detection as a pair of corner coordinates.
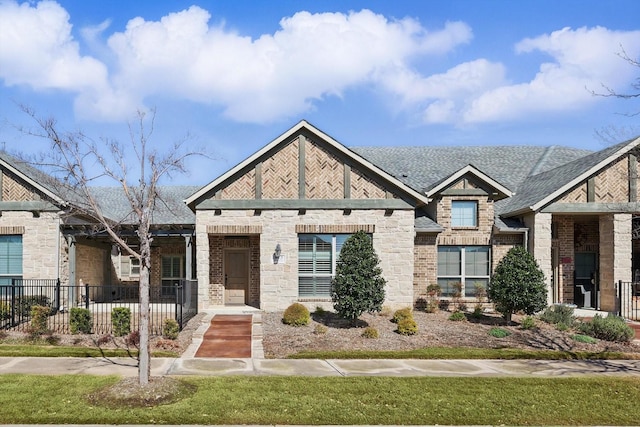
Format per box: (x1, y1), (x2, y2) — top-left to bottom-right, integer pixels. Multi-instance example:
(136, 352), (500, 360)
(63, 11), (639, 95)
(451, 200), (477, 227)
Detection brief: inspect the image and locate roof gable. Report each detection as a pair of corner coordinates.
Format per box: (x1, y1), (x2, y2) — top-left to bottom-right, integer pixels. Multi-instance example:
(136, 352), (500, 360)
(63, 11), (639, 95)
(500, 136), (640, 215)
(0, 151), (67, 207)
(186, 120), (430, 208)
(426, 164), (513, 199)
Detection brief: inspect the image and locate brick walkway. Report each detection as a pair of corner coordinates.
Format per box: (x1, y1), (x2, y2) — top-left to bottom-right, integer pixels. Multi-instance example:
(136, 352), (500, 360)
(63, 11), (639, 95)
(194, 314), (253, 358)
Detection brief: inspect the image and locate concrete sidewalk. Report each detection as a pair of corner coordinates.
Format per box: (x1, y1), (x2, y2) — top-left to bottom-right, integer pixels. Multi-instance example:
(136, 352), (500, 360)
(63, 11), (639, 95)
(1, 356), (639, 377)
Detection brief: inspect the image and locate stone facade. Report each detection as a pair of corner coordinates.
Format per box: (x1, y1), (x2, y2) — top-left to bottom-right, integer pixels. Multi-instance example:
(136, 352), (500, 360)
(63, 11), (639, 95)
(197, 208), (415, 311)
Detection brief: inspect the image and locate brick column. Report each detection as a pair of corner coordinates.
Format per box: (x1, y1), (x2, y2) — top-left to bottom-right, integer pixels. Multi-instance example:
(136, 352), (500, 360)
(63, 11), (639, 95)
(530, 213), (553, 306)
(599, 214), (632, 312)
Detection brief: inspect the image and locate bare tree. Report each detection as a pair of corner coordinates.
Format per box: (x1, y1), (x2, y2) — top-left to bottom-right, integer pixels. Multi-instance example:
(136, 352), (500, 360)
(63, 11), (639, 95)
(21, 107), (199, 385)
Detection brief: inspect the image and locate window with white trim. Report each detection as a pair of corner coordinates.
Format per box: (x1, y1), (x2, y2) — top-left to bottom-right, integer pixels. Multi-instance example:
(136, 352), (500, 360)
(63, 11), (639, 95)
(437, 246), (490, 297)
(0, 235), (22, 286)
(129, 257), (140, 276)
(298, 234), (351, 297)
(161, 256), (185, 296)
(451, 200), (478, 227)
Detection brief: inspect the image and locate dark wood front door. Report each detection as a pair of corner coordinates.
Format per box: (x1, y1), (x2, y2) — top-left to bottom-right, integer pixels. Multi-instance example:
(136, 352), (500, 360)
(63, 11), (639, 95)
(224, 249), (249, 305)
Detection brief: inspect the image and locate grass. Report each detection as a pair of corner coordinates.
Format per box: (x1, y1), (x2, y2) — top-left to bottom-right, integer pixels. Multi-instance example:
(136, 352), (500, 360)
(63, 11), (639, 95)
(0, 344), (177, 358)
(287, 346), (638, 360)
(0, 375), (638, 425)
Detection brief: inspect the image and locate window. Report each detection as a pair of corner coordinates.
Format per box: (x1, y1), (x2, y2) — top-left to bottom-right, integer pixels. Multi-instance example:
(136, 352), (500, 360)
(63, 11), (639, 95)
(437, 246), (490, 297)
(129, 257), (140, 276)
(0, 235), (22, 286)
(298, 234), (351, 297)
(451, 200), (477, 227)
(161, 256), (185, 296)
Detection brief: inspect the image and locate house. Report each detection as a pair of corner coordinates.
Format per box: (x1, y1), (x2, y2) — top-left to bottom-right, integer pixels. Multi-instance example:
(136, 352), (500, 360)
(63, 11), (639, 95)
(0, 150), (198, 309)
(186, 120), (639, 313)
(1, 120), (638, 315)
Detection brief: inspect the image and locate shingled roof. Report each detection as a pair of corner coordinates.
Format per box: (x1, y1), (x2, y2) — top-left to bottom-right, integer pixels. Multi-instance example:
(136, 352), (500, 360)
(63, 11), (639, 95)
(498, 137), (640, 216)
(351, 145), (593, 194)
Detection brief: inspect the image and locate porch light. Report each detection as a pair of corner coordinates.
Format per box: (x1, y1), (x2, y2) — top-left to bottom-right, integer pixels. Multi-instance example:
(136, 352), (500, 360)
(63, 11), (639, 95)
(273, 244), (282, 264)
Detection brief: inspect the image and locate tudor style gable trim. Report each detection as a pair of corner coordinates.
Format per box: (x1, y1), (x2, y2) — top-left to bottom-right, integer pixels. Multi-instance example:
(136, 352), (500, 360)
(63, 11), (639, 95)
(426, 164), (513, 199)
(186, 120), (430, 209)
(530, 136), (640, 212)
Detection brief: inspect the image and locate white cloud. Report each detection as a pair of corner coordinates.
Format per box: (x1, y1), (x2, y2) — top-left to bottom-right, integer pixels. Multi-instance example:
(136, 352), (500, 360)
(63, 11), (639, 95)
(1, 2), (636, 127)
(0, 1), (111, 99)
(462, 26), (640, 123)
(0, 1), (472, 122)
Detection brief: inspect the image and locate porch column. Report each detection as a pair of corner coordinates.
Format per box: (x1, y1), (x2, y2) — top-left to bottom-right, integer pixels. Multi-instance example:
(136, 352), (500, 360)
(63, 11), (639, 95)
(599, 214), (632, 312)
(195, 215), (210, 310)
(66, 235), (76, 308)
(184, 234), (193, 280)
(530, 213), (553, 306)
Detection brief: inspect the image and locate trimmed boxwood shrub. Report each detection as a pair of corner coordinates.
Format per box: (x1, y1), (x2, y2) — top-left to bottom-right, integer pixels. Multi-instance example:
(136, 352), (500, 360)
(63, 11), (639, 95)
(30, 305), (50, 335)
(111, 307), (131, 337)
(17, 295), (50, 318)
(396, 318), (418, 335)
(282, 303), (310, 326)
(361, 327), (379, 339)
(163, 318), (180, 340)
(70, 307), (92, 334)
(392, 307), (413, 324)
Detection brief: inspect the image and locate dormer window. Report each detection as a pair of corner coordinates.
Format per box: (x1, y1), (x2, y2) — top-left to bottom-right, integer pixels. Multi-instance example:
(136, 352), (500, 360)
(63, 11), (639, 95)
(451, 200), (477, 227)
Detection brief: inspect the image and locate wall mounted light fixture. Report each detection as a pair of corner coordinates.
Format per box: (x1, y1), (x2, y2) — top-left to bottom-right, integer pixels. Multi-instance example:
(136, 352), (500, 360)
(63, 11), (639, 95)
(273, 243), (282, 264)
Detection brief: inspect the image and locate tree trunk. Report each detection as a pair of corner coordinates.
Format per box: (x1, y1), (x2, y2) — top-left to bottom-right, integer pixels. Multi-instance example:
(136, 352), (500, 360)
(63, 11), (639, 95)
(138, 233), (152, 385)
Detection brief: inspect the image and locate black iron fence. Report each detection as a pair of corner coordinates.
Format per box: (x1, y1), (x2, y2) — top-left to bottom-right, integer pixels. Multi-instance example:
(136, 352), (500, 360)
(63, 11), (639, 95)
(616, 280), (639, 321)
(0, 279), (198, 335)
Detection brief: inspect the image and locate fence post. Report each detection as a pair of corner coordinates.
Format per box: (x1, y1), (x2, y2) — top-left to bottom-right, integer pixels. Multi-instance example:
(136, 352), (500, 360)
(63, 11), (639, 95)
(54, 279), (61, 313)
(10, 278), (16, 327)
(175, 282), (183, 330)
(85, 283), (90, 309)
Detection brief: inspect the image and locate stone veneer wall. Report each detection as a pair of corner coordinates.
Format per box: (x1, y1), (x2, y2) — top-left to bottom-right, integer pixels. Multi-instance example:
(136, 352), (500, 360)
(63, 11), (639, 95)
(0, 211), (62, 280)
(525, 212), (553, 305)
(196, 208), (415, 311)
(599, 214), (632, 312)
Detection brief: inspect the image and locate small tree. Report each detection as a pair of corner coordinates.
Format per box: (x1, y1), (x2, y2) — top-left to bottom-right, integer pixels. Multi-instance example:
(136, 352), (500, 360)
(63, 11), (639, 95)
(488, 246), (547, 324)
(331, 231), (386, 323)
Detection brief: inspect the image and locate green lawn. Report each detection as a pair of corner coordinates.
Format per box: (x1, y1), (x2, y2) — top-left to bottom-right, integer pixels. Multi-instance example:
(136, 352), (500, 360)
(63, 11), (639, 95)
(0, 344), (177, 357)
(288, 346), (638, 360)
(0, 375), (638, 425)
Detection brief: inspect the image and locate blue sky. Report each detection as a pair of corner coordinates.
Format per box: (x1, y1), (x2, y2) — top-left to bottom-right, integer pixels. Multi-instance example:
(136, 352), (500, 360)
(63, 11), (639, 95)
(1, 0), (639, 185)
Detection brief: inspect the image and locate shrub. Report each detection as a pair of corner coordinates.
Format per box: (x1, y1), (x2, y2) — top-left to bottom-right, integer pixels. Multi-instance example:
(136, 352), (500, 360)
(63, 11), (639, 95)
(111, 307), (131, 337)
(470, 306), (484, 319)
(361, 327), (379, 339)
(30, 305), (50, 335)
(488, 246), (547, 323)
(577, 315), (634, 342)
(451, 282), (466, 311)
(572, 334), (598, 344)
(438, 299), (451, 311)
(414, 297), (428, 311)
(17, 295), (50, 318)
(314, 306), (327, 317)
(396, 318), (418, 335)
(392, 307), (413, 324)
(282, 303), (310, 326)
(313, 324), (328, 335)
(540, 305), (576, 329)
(126, 330), (140, 347)
(70, 307), (92, 334)
(331, 231), (386, 323)
(163, 318), (180, 340)
(489, 327), (511, 338)
(0, 302), (10, 320)
(448, 311), (466, 322)
(520, 316), (536, 330)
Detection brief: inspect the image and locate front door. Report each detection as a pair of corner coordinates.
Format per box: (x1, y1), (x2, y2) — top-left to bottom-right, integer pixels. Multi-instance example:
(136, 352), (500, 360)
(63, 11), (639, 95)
(224, 249), (249, 305)
(575, 252), (597, 308)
